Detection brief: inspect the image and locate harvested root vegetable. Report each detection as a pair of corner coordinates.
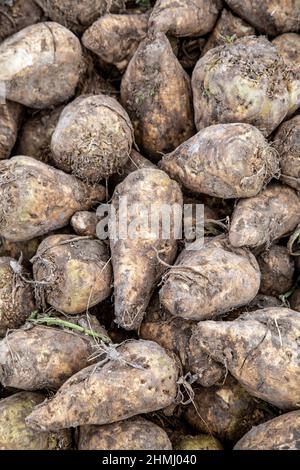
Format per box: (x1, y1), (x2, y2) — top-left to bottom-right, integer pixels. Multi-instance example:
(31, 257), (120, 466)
(272, 33), (300, 117)
(140, 296), (225, 387)
(0, 392), (71, 450)
(0, 319), (109, 390)
(202, 8), (255, 55)
(110, 168), (182, 330)
(71, 211), (98, 237)
(35, 0), (125, 34)
(184, 375), (275, 442)
(0, 256), (35, 337)
(121, 33), (194, 161)
(0, 0), (44, 42)
(149, 0), (222, 37)
(78, 417), (172, 450)
(258, 246), (294, 296)
(32, 234), (112, 314)
(0, 101), (22, 160)
(16, 106), (63, 163)
(159, 235), (260, 321)
(82, 13), (148, 72)
(0, 156), (105, 242)
(193, 307), (300, 409)
(234, 411), (300, 450)
(229, 184), (300, 249)
(192, 36), (296, 136)
(51, 94), (133, 182)
(273, 33), (300, 66)
(160, 123), (279, 199)
(175, 435), (223, 450)
(26, 340), (179, 431)
(0, 22), (84, 109)
(225, 0), (300, 36)
(273, 115), (300, 190)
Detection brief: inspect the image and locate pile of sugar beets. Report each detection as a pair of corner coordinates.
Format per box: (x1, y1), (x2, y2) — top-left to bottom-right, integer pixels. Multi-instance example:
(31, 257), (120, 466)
(0, 0), (299, 451)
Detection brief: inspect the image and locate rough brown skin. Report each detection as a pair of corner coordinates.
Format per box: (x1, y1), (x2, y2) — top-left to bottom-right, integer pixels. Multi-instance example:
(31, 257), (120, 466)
(0, 156), (105, 242)
(273, 116), (300, 190)
(202, 9), (255, 56)
(273, 33), (300, 66)
(160, 123), (279, 199)
(140, 296), (225, 387)
(0, 324), (102, 390)
(26, 340), (179, 431)
(272, 33), (300, 117)
(184, 375), (275, 443)
(32, 234), (112, 314)
(0, 0), (44, 42)
(258, 246), (295, 296)
(193, 307), (300, 409)
(51, 94), (133, 182)
(234, 411), (300, 450)
(78, 417), (172, 450)
(0, 256), (35, 337)
(16, 106), (63, 164)
(110, 168), (182, 330)
(148, 0), (222, 38)
(159, 235), (260, 321)
(229, 184), (300, 249)
(0, 392), (71, 450)
(35, 0), (125, 35)
(82, 13), (148, 72)
(0, 22), (84, 109)
(192, 36), (295, 137)
(175, 435), (223, 451)
(71, 211), (98, 237)
(0, 101), (23, 160)
(225, 0), (300, 36)
(121, 33), (194, 161)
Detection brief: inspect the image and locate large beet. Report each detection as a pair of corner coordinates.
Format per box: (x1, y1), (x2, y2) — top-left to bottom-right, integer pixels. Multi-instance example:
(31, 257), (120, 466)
(0, 156), (105, 242)
(121, 33), (194, 161)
